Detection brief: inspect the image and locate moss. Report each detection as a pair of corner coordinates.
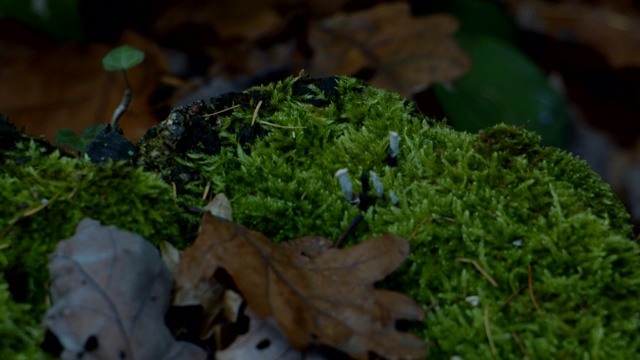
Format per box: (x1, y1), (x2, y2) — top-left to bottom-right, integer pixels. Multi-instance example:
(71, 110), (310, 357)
(2, 73), (639, 358)
(137, 74), (639, 358)
(0, 122), (194, 356)
(0, 280), (49, 360)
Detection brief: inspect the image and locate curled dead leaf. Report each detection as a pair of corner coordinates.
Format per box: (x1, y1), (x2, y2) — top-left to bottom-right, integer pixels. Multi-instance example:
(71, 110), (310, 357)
(45, 218), (206, 360)
(176, 213), (427, 359)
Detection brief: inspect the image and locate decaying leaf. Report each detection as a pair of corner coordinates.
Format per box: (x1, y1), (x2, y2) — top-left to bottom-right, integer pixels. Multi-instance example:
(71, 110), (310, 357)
(171, 194), (234, 339)
(308, 2), (470, 97)
(176, 212), (426, 359)
(216, 306), (328, 360)
(45, 218), (207, 360)
(505, 0), (640, 69)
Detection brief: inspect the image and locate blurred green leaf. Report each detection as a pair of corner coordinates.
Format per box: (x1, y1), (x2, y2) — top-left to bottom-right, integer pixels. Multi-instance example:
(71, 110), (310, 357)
(412, 0), (517, 44)
(434, 35), (571, 148)
(0, 0), (84, 42)
(55, 129), (83, 151)
(102, 45), (145, 71)
(55, 124), (105, 152)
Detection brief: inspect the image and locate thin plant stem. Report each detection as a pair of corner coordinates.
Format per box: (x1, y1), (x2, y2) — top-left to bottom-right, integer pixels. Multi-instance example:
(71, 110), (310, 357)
(110, 70), (132, 129)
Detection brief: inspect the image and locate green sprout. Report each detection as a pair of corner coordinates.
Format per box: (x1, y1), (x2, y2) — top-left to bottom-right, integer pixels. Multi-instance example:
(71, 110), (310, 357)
(54, 124), (105, 152)
(102, 45), (145, 129)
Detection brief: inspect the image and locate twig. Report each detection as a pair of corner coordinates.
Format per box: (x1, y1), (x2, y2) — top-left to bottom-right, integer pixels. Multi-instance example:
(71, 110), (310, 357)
(511, 331), (528, 358)
(251, 100), (262, 126)
(171, 182), (177, 200)
(258, 120), (306, 129)
(484, 304), (497, 356)
(498, 286), (525, 312)
(408, 214), (456, 241)
(334, 214), (364, 248)
(202, 181), (211, 201)
(202, 104), (241, 118)
(456, 258), (499, 288)
(527, 264), (542, 312)
(23, 193), (60, 217)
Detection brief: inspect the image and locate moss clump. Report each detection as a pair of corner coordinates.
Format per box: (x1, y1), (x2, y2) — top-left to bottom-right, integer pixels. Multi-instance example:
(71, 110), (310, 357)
(138, 74), (639, 358)
(2, 74), (639, 358)
(0, 123), (193, 357)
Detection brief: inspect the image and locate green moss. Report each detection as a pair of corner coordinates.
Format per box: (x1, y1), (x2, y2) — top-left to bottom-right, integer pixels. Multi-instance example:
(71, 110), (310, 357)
(2, 73), (639, 358)
(0, 130), (193, 356)
(138, 74), (639, 358)
(0, 280), (49, 360)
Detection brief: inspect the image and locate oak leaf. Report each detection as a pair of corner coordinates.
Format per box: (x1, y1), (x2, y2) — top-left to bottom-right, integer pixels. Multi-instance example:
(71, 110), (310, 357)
(308, 2), (470, 98)
(175, 212), (426, 359)
(45, 218), (207, 360)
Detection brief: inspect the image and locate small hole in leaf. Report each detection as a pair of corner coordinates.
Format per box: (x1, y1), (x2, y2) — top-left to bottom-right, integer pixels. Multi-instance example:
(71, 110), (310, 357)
(84, 335), (98, 351)
(41, 329), (63, 356)
(395, 319), (411, 331)
(256, 339), (271, 350)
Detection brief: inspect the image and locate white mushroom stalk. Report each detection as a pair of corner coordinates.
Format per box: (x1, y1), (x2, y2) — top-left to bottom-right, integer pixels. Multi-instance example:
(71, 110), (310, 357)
(389, 131), (400, 159)
(369, 171), (384, 198)
(335, 168), (355, 203)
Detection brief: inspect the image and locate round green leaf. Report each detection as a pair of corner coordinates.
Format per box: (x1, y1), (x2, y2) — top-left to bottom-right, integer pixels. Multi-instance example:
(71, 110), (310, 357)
(434, 35), (571, 148)
(102, 45), (145, 71)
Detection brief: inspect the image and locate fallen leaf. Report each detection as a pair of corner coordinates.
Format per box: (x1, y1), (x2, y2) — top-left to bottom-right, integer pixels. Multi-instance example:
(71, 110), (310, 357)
(175, 212), (426, 359)
(308, 2), (470, 97)
(45, 218), (207, 360)
(216, 306), (329, 360)
(205, 193), (234, 221)
(171, 194), (233, 339)
(506, 0), (640, 68)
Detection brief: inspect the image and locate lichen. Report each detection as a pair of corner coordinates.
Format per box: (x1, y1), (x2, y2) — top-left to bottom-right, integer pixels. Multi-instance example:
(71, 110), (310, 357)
(2, 73), (639, 358)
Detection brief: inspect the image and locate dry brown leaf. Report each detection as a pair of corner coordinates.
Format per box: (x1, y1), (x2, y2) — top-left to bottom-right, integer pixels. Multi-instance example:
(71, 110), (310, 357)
(0, 25), (164, 142)
(308, 2), (470, 97)
(506, 0), (640, 68)
(45, 218), (206, 360)
(175, 212), (426, 359)
(154, 0), (285, 42)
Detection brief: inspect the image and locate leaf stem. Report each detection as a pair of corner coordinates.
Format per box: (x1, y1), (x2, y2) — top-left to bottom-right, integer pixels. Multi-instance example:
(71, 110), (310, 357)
(110, 70), (132, 129)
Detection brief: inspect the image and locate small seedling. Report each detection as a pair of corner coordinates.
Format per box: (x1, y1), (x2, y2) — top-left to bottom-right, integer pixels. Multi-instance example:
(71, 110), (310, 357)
(54, 124), (105, 152)
(102, 45), (145, 128)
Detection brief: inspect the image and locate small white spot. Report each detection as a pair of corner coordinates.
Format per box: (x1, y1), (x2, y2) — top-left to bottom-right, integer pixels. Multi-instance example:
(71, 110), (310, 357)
(465, 295), (480, 307)
(369, 171), (384, 198)
(450, 356), (463, 360)
(334, 168), (353, 202)
(513, 240), (522, 247)
(389, 190), (398, 205)
(40, 198), (48, 205)
(389, 131), (399, 158)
